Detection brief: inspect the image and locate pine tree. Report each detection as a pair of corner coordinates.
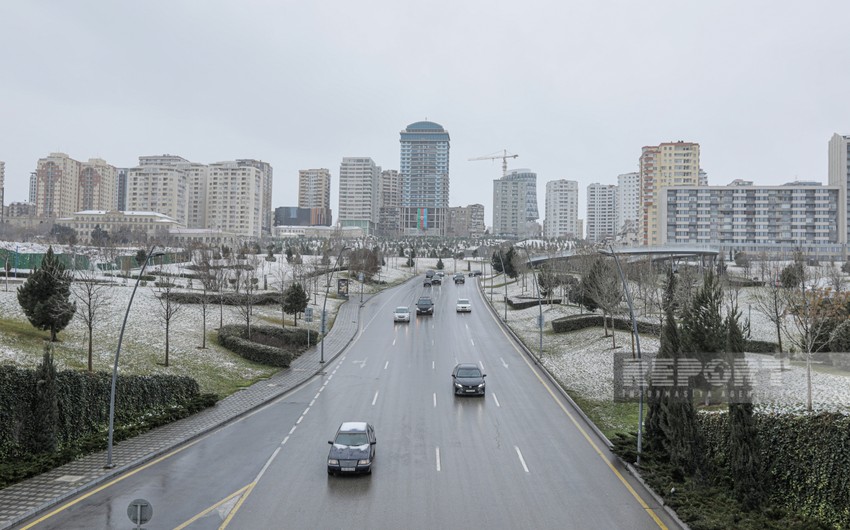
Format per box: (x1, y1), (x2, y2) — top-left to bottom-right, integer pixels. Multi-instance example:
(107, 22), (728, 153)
(30, 344), (58, 454)
(283, 283), (309, 326)
(680, 269), (726, 402)
(17, 246), (77, 342)
(644, 270), (676, 455)
(726, 306), (763, 509)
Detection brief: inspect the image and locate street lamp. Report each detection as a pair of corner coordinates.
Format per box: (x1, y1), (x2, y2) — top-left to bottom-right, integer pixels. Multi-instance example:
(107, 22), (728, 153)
(106, 245), (164, 468)
(495, 246), (508, 321)
(320, 245), (349, 364)
(519, 245), (544, 358)
(607, 244), (644, 465)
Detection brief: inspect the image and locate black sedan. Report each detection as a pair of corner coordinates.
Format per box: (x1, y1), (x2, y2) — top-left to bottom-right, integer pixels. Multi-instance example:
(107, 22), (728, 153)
(327, 422), (376, 475)
(452, 363), (486, 396)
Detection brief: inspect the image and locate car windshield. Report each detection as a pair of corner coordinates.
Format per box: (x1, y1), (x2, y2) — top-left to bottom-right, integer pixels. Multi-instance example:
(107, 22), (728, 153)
(457, 368), (480, 378)
(395, 308), (408, 313)
(335, 432), (369, 446)
(457, 299), (469, 304)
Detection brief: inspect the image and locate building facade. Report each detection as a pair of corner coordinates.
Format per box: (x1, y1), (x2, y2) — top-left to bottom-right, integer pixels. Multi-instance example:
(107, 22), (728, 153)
(446, 204), (486, 238)
(661, 182), (842, 258)
(338, 157), (380, 234)
(55, 210), (182, 245)
(206, 160), (267, 238)
(0, 161), (4, 224)
(828, 133), (850, 249)
(35, 153), (81, 218)
(640, 141), (700, 246)
(298, 168), (332, 226)
(400, 121), (450, 236)
(543, 179), (579, 239)
(586, 183), (618, 243)
(78, 158), (118, 212)
(493, 169), (539, 238)
(126, 155), (189, 226)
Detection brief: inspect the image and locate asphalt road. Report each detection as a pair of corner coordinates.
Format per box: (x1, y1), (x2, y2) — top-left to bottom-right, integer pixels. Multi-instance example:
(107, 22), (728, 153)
(27, 274), (677, 530)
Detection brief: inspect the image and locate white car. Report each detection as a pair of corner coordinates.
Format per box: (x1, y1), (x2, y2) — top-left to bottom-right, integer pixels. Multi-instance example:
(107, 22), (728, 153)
(393, 306), (411, 322)
(456, 298), (472, 313)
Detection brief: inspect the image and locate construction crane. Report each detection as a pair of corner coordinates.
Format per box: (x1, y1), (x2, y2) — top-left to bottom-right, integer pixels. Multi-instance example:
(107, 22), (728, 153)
(468, 149), (518, 177)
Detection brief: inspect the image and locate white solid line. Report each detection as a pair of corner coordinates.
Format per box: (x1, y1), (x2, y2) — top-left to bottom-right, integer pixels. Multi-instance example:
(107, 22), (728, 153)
(372, 390), (379, 406)
(436, 447), (441, 472)
(493, 394), (501, 407)
(515, 446), (529, 473)
(433, 393), (437, 407)
(384, 361), (389, 370)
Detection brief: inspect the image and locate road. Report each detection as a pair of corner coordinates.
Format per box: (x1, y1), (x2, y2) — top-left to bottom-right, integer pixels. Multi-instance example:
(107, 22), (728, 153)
(26, 274), (676, 529)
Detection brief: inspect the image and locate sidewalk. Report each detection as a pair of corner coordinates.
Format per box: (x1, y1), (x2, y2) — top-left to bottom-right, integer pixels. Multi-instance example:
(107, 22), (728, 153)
(0, 299), (362, 530)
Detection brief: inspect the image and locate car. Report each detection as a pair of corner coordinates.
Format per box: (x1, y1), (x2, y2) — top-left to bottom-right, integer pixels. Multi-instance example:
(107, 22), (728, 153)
(393, 306), (411, 322)
(327, 422), (376, 475)
(452, 363), (486, 396)
(423, 278), (432, 287)
(435, 271), (445, 278)
(431, 276), (442, 285)
(453, 273), (465, 284)
(468, 270), (482, 277)
(425, 269), (435, 279)
(456, 298), (471, 312)
(416, 296), (434, 315)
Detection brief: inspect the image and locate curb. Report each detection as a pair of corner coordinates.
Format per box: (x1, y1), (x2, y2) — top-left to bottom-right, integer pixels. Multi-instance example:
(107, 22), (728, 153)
(624, 462), (692, 530)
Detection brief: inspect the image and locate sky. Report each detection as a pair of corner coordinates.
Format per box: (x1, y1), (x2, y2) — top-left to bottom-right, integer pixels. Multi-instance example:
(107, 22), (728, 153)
(2, 1), (850, 229)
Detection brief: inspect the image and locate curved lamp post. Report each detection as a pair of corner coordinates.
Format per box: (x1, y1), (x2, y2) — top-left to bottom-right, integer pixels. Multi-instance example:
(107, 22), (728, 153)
(320, 245), (349, 364)
(519, 245), (544, 358)
(106, 245), (164, 468)
(607, 244), (643, 465)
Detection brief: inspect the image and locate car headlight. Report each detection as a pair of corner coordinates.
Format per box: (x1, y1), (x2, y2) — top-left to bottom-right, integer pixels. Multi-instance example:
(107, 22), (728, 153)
(454, 383), (463, 389)
(328, 459), (339, 465)
(358, 459), (371, 465)
(477, 383), (485, 388)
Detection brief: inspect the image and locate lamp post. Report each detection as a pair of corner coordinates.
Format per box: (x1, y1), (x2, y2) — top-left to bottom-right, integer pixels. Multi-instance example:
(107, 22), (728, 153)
(607, 244), (644, 465)
(495, 246), (508, 321)
(106, 245), (164, 468)
(519, 246), (544, 358)
(320, 245), (349, 364)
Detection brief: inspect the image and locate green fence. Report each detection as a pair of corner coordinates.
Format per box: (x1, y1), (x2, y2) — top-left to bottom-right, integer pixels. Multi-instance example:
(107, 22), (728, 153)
(0, 249), (89, 272)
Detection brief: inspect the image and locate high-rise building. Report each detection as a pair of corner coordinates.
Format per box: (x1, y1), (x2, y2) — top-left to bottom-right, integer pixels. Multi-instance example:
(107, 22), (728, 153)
(828, 133), (850, 249)
(237, 159), (273, 235)
(297, 168), (332, 226)
(0, 161), (4, 224)
(126, 155), (190, 225)
(117, 168), (129, 211)
(543, 179), (579, 239)
(640, 141), (700, 246)
(400, 121), (450, 236)
(376, 169), (402, 236)
(78, 158), (118, 212)
(493, 169), (539, 238)
(183, 162), (209, 229)
(586, 183), (618, 243)
(447, 204), (486, 238)
(35, 153), (82, 218)
(206, 160), (268, 238)
(616, 172), (640, 237)
(29, 172), (37, 204)
(339, 157), (380, 234)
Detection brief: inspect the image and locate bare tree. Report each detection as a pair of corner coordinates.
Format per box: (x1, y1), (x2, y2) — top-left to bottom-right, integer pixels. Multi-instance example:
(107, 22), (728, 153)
(154, 265), (182, 367)
(273, 260), (289, 328)
(71, 266), (112, 371)
(585, 256), (624, 348)
(750, 262), (789, 354)
(234, 255), (260, 340)
(823, 262), (845, 293)
(191, 246), (216, 349)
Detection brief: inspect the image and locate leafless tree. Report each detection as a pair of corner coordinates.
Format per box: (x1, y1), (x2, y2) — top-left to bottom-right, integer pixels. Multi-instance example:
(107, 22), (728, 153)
(823, 262), (845, 293)
(585, 256), (624, 348)
(234, 255), (260, 340)
(154, 265), (182, 367)
(191, 246), (216, 349)
(750, 262), (789, 354)
(273, 260), (289, 328)
(71, 266), (113, 371)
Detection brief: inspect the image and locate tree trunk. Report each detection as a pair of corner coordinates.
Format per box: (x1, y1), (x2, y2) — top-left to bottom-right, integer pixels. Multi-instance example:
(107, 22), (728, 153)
(165, 320), (170, 367)
(88, 323), (93, 371)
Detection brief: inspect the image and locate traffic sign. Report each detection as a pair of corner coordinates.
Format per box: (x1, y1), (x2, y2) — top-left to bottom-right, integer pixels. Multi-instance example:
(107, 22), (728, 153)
(305, 307), (313, 322)
(127, 498), (153, 528)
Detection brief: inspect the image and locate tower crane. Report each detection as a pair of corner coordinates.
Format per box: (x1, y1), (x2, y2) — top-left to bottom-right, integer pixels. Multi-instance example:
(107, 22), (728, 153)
(468, 149), (518, 177)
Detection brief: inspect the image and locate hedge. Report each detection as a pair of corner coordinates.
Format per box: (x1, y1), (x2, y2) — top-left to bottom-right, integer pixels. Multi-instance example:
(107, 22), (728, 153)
(217, 325), (311, 367)
(698, 412), (850, 529)
(166, 292), (282, 306)
(506, 297), (562, 310)
(0, 366), (198, 462)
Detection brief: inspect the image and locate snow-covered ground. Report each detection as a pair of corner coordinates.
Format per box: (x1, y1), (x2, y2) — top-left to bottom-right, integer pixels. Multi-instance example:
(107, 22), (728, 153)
(484, 269), (850, 414)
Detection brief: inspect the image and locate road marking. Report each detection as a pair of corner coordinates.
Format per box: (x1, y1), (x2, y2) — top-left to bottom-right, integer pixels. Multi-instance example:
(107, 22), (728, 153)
(303, 407), (310, 416)
(384, 361), (389, 370)
(289, 426), (296, 435)
(433, 393), (437, 407)
(479, 361), (485, 371)
(372, 390), (379, 406)
(515, 446), (529, 473)
(353, 359), (367, 368)
(173, 484), (251, 530)
(309, 399), (315, 407)
(314, 392), (321, 400)
(327, 374), (334, 380)
(493, 393), (501, 407)
(281, 436), (289, 445)
(465, 323), (469, 330)
(500, 357), (509, 368)
(432, 361), (435, 370)
(471, 339), (475, 346)
(393, 338), (396, 346)
(296, 415), (304, 424)
(486, 307), (668, 529)
(436, 447), (441, 471)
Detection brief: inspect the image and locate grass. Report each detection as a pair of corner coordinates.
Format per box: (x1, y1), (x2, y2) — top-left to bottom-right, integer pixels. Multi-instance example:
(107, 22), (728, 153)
(789, 359), (850, 377)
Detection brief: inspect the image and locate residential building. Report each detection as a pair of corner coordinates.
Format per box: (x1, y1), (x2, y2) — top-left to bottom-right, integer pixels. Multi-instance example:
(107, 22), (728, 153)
(586, 183), (618, 243)
(338, 157), (380, 234)
(828, 133), (850, 250)
(400, 121), (450, 236)
(274, 206), (330, 227)
(377, 169), (402, 236)
(78, 158), (118, 212)
(237, 159), (273, 235)
(206, 160), (267, 238)
(298, 168), (332, 226)
(616, 172), (640, 239)
(447, 204), (486, 238)
(543, 179), (579, 239)
(35, 153), (81, 218)
(117, 168), (129, 211)
(640, 141), (700, 246)
(126, 155), (189, 225)
(0, 161), (4, 224)
(184, 163), (209, 229)
(661, 181), (842, 259)
(493, 169), (539, 238)
(6, 201), (36, 218)
(28, 172), (36, 204)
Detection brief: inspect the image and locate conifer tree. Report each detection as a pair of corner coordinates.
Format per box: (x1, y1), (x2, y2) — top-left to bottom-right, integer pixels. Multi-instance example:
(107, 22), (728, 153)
(726, 306), (763, 508)
(283, 283), (309, 326)
(17, 246), (76, 342)
(30, 344), (58, 453)
(681, 269), (725, 402)
(644, 270), (676, 454)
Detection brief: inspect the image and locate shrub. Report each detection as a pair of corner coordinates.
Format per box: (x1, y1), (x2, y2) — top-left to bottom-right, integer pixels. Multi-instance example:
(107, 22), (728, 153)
(217, 325), (310, 367)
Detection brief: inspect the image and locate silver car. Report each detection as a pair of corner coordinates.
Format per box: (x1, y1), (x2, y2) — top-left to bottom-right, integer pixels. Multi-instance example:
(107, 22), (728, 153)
(456, 298), (471, 313)
(393, 306), (411, 322)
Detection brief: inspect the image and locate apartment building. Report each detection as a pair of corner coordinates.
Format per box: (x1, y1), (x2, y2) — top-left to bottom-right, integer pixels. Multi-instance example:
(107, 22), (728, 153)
(298, 168), (332, 226)
(0, 161), (4, 224)
(205, 160), (267, 238)
(586, 183), (618, 243)
(237, 159), (273, 235)
(640, 141), (700, 246)
(338, 157), (380, 234)
(493, 169), (539, 238)
(543, 179), (579, 239)
(78, 158), (118, 212)
(661, 181), (842, 258)
(828, 133), (850, 248)
(126, 156), (189, 225)
(35, 153), (81, 218)
(447, 204), (486, 238)
(400, 121), (450, 236)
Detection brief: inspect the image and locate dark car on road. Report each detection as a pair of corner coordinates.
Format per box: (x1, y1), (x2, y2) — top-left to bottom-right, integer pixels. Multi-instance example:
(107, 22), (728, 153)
(327, 422), (376, 475)
(468, 270), (482, 277)
(454, 273), (465, 284)
(431, 275), (442, 285)
(452, 363), (486, 396)
(416, 296), (434, 315)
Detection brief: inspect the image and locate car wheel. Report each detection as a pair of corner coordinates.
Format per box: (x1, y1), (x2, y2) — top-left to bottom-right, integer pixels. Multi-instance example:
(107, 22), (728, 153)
(328, 469), (334, 476)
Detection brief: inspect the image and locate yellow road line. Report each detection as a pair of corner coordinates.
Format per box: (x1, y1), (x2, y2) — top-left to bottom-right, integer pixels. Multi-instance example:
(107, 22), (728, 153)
(218, 482), (256, 529)
(174, 484), (251, 530)
(488, 307), (669, 530)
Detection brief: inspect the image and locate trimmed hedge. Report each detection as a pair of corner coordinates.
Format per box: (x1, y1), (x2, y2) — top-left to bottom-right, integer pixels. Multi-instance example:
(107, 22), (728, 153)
(829, 352), (850, 371)
(217, 325), (311, 367)
(0, 366), (199, 462)
(506, 297), (562, 310)
(167, 292), (282, 306)
(698, 412), (850, 529)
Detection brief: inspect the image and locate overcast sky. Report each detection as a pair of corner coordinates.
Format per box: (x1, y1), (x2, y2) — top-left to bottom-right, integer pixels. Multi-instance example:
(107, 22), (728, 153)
(2, 1), (850, 228)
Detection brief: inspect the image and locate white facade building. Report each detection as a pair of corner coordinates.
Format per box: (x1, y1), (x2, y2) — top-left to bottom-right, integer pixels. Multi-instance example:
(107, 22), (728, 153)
(828, 133), (850, 250)
(586, 183), (618, 243)
(338, 157), (380, 234)
(615, 172), (640, 236)
(493, 169), (539, 238)
(205, 161), (266, 238)
(126, 156), (189, 226)
(543, 179), (579, 238)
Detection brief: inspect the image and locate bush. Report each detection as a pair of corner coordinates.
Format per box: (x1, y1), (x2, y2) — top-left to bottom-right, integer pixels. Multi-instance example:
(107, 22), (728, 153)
(551, 314), (661, 335)
(217, 325), (310, 367)
(506, 297), (561, 310)
(828, 353), (850, 371)
(167, 292), (282, 305)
